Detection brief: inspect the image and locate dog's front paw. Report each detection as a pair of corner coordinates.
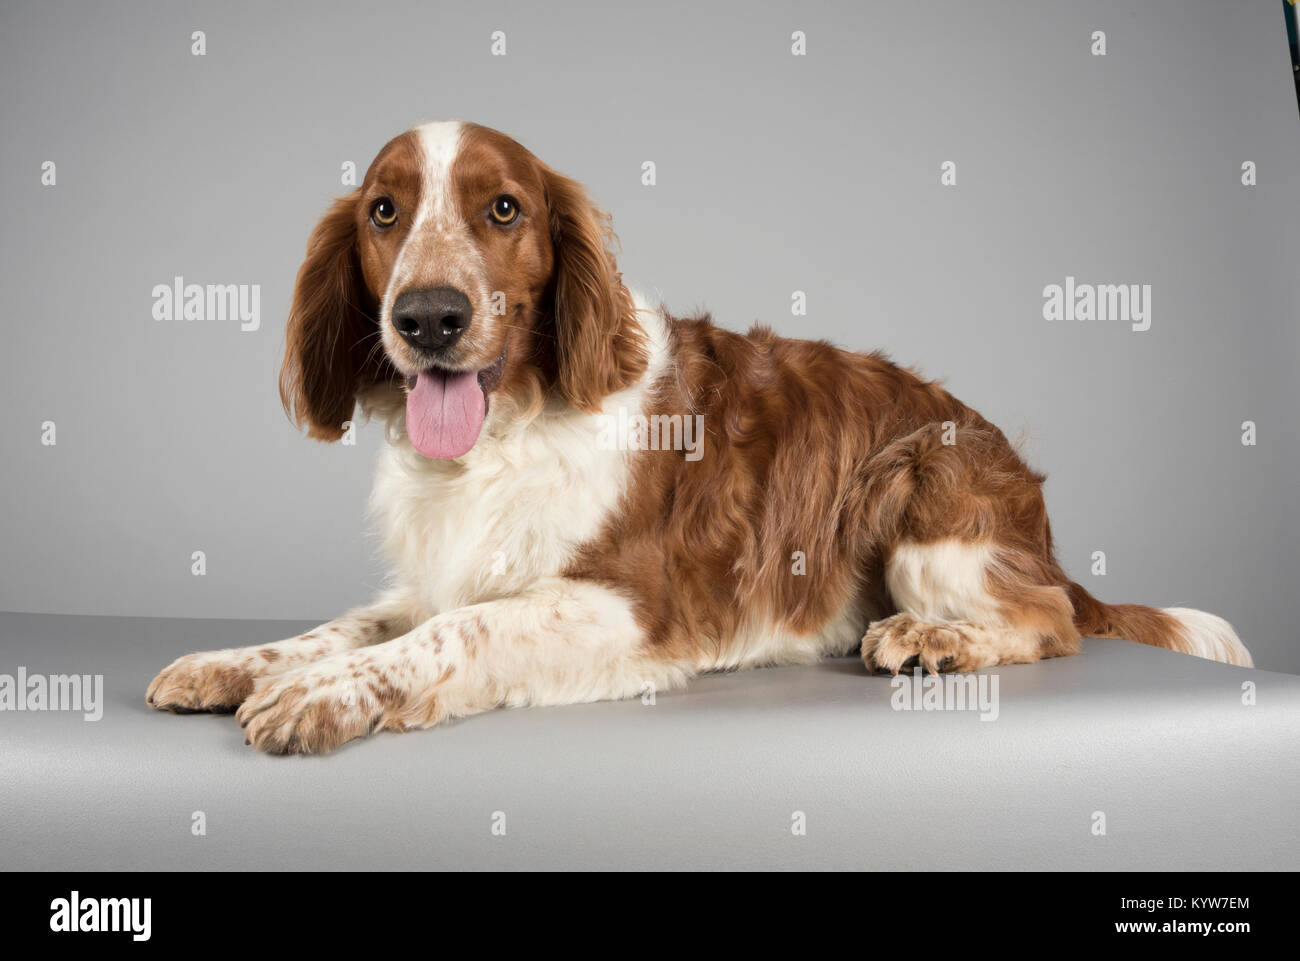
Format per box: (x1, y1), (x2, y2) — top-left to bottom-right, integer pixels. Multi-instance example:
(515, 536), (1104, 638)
(146, 650), (264, 713)
(235, 665), (387, 755)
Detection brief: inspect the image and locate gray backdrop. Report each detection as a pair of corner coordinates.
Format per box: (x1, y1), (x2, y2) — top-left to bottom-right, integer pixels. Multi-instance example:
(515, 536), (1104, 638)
(2, 0), (1297, 672)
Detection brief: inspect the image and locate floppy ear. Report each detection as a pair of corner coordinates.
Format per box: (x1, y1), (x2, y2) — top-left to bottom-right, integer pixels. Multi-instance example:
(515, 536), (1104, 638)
(279, 192), (376, 441)
(543, 168), (647, 412)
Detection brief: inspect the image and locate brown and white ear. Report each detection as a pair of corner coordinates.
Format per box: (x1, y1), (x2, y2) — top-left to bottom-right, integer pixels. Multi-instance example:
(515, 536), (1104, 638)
(543, 167), (647, 412)
(279, 192), (376, 441)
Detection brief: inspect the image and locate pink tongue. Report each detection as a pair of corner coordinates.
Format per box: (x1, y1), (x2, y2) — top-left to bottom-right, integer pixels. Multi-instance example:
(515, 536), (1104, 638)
(405, 369), (486, 459)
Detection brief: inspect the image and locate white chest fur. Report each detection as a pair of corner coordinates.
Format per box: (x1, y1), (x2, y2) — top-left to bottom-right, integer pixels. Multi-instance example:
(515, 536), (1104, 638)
(371, 403), (629, 614)
(371, 297), (669, 617)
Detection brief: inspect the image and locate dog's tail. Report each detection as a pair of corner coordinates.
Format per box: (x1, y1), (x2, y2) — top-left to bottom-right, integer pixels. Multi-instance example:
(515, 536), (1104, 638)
(1065, 582), (1252, 667)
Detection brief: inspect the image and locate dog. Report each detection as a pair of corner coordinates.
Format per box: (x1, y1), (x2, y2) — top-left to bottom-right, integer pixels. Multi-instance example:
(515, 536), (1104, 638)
(145, 121), (1252, 754)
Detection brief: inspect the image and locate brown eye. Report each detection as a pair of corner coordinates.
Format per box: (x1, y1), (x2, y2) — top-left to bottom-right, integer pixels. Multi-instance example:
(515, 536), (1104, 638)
(489, 196), (519, 225)
(370, 197), (398, 228)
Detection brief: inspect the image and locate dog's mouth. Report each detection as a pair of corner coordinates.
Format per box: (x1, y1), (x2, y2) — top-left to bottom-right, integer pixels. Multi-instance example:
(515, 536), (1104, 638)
(402, 338), (508, 460)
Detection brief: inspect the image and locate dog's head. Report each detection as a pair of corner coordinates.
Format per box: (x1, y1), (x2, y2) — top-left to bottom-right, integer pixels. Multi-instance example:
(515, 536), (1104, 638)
(280, 121), (647, 457)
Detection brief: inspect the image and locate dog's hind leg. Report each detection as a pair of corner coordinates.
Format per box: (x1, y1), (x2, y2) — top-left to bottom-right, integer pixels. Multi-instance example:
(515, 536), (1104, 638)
(857, 421), (1081, 674)
(861, 539), (1080, 673)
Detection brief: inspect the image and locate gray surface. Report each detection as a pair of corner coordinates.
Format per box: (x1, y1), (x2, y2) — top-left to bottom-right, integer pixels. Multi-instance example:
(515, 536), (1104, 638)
(1, 611), (1296, 871)
(1, 0), (1298, 672)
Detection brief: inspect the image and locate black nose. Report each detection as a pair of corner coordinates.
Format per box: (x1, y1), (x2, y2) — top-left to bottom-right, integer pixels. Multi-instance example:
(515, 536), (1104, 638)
(392, 286), (472, 351)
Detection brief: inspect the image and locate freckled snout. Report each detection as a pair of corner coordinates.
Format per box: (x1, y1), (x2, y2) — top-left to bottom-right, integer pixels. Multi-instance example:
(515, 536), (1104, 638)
(392, 286), (472, 352)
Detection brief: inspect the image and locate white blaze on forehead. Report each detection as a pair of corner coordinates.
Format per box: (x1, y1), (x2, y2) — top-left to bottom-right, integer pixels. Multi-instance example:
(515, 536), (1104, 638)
(413, 121), (465, 229)
(381, 120), (466, 322)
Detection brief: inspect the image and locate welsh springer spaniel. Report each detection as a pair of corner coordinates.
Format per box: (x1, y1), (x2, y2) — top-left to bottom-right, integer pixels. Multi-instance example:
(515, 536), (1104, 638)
(146, 121), (1252, 754)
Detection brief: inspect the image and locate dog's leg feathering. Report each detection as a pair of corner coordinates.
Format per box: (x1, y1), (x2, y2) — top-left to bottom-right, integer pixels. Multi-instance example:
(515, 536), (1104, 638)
(145, 594), (417, 713)
(235, 579), (691, 754)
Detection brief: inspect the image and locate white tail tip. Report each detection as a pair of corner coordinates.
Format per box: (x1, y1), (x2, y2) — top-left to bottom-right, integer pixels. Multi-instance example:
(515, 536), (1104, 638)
(1164, 608), (1254, 667)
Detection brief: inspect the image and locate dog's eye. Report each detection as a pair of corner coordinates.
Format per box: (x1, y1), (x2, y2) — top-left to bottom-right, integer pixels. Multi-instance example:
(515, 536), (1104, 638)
(370, 198), (398, 228)
(488, 196), (519, 225)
